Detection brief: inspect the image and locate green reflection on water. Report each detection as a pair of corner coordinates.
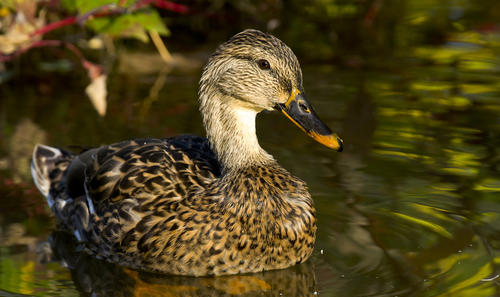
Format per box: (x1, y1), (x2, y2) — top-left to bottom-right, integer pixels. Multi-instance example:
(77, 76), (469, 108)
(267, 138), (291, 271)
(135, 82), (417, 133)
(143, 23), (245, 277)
(1, 2), (500, 297)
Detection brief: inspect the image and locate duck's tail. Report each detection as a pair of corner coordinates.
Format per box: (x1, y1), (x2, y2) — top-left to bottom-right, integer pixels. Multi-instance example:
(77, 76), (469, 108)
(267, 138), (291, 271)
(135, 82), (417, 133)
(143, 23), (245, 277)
(31, 144), (74, 208)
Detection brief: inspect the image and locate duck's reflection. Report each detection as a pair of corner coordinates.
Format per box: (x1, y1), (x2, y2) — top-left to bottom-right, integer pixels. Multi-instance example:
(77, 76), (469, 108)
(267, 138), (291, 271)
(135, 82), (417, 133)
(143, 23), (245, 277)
(41, 231), (317, 297)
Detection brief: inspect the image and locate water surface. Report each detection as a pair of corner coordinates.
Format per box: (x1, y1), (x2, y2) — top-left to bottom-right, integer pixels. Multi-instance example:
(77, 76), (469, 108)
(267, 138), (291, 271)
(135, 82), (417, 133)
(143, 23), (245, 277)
(1, 21), (500, 297)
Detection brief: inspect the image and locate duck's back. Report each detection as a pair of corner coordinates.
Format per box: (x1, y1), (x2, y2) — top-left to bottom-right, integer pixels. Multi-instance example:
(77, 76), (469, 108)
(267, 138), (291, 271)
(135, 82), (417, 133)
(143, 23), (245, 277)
(32, 136), (220, 257)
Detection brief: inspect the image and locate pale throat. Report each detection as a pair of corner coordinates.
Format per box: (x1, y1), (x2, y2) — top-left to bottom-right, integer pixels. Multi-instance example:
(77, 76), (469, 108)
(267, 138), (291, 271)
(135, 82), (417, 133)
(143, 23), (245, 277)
(201, 94), (274, 172)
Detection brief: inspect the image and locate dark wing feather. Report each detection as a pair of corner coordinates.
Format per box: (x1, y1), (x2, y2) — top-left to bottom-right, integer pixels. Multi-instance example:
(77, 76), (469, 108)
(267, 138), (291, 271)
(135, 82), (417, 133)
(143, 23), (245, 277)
(67, 136), (220, 207)
(60, 136), (219, 245)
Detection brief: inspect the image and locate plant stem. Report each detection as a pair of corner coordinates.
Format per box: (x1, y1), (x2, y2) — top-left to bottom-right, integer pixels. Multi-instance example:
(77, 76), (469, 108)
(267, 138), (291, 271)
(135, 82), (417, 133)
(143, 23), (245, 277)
(0, 39), (102, 77)
(29, 0), (187, 38)
(30, 16), (77, 37)
(134, 0), (188, 13)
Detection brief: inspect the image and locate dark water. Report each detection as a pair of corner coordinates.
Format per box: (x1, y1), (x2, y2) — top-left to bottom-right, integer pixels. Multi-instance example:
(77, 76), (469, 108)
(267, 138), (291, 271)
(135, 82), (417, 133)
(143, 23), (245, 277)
(2, 17), (500, 297)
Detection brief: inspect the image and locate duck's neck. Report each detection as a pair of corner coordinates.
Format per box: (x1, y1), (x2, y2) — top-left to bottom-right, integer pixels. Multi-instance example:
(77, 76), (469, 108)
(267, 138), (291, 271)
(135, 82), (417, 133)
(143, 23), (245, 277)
(199, 92), (274, 173)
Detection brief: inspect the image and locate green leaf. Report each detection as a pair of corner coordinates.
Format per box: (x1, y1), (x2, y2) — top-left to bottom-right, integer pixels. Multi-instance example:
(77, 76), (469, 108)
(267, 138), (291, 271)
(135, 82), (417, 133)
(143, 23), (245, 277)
(86, 17), (112, 33)
(131, 10), (169, 36)
(64, 0), (136, 13)
(1, 0), (17, 9)
(86, 10), (169, 42)
(60, 0), (78, 12)
(75, 0), (117, 14)
(97, 14), (149, 41)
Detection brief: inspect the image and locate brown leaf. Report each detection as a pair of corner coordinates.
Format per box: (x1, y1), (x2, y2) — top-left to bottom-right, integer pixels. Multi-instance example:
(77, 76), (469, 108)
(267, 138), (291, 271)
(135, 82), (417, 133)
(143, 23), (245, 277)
(85, 74), (107, 116)
(0, 5), (45, 55)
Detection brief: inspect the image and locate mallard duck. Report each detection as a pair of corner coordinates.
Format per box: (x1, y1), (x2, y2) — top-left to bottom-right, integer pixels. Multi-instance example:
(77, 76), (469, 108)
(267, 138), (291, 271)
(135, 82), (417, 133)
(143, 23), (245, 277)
(31, 29), (343, 276)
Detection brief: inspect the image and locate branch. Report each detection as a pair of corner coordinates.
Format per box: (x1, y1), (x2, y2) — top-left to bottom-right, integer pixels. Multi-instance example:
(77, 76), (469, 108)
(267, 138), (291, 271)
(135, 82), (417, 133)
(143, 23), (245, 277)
(0, 40), (61, 62)
(0, 39), (102, 77)
(134, 0), (188, 13)
(1, 0), (187, 66)
(29, 0), (187, 38)
(30, 4), (125, 38)
(30, 16), (77, 37)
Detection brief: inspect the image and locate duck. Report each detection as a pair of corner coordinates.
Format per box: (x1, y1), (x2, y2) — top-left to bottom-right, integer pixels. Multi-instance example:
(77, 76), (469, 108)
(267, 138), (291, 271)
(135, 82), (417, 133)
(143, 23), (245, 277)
(31, 29), (343, 276)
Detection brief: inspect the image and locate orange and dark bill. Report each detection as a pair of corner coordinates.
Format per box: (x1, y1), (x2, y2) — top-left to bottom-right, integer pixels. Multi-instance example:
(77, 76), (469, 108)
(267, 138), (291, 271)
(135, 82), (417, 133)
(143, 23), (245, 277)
(274, 88), (343, 151)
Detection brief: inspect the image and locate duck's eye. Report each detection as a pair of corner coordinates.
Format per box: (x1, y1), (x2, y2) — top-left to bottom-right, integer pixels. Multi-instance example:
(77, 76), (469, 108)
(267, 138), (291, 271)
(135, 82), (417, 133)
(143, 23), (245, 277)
(257, 59), (270, 70)
(299, 102), (310, 113)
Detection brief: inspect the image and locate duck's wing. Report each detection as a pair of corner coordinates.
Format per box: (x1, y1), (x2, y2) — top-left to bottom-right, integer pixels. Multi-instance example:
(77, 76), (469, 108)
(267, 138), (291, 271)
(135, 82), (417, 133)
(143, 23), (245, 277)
(67, 136), (220, 203)
(59, 136), (220, 243)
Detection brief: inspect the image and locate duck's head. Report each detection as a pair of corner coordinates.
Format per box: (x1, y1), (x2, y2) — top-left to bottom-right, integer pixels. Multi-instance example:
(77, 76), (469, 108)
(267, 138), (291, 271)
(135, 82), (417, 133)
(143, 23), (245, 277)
(200, 29), (342, 152)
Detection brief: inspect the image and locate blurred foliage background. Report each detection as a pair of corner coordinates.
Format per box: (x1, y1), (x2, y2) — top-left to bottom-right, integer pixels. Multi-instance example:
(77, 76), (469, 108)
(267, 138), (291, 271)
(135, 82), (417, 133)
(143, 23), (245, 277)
(1, 0), (500, 296)
(2, 0), (500, 102)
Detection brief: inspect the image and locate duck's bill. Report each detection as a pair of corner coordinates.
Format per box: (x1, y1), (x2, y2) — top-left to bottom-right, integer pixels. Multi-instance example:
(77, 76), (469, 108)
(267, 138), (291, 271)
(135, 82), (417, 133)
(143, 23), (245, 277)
(274, 89), (343, 152)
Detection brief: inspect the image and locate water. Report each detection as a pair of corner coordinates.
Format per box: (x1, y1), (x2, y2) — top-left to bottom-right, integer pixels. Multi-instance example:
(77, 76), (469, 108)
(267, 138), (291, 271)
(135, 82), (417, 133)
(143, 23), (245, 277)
(1, 18), (500, 297)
